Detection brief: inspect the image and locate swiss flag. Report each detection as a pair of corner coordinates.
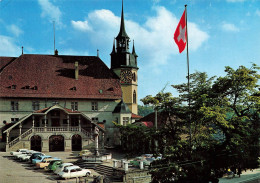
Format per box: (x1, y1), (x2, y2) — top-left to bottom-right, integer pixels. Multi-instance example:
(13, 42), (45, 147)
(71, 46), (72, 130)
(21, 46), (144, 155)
(174, 10), (187, 53)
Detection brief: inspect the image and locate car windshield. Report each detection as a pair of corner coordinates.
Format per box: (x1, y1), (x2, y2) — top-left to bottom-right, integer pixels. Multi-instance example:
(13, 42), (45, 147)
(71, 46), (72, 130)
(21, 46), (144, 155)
(36, 156), (42, 160)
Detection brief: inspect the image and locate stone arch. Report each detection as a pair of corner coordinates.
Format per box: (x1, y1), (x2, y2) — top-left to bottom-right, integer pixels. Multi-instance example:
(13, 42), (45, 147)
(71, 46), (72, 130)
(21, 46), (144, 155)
(49, 135), (64, 152)
(72, 134), (82, 151)
(30, 135), (42, 152)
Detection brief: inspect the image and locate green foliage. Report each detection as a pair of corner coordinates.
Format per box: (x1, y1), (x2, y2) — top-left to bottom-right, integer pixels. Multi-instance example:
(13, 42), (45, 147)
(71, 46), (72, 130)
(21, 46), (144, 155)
(119, 64), (259, 183)
(138, 105), (154, 117)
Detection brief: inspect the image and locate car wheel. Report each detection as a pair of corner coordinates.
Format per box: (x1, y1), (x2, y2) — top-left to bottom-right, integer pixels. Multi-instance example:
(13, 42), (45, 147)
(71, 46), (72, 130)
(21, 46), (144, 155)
(86, 172), (90, 177)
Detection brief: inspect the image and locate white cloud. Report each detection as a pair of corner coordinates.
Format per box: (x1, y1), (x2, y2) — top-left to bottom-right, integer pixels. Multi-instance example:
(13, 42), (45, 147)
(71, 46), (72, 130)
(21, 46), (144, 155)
(71, 20), (92, 32)
(7, 24), (23, 37)
(71, 6), (209, 71)
(221, 22), (240, 32)
(38, 0), (62, 27)
(0, 35), (20, 56)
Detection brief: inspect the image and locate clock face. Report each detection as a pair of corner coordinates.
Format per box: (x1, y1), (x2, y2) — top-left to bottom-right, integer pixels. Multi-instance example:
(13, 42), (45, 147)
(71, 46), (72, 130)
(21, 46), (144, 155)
(120, 70), (132, 83)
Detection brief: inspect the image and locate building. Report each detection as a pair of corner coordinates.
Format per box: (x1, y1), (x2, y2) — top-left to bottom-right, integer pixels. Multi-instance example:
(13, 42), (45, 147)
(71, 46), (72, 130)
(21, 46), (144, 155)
(0, 2), (141, 152)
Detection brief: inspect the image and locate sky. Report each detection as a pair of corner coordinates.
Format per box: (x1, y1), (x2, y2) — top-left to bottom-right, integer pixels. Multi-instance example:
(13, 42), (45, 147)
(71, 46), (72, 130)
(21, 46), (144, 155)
(0, 0), (260, 104)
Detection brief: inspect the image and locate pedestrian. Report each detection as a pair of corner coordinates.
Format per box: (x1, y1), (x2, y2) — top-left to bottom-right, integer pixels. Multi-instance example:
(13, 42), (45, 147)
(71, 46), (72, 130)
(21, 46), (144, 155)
(237, 166), (242, 178)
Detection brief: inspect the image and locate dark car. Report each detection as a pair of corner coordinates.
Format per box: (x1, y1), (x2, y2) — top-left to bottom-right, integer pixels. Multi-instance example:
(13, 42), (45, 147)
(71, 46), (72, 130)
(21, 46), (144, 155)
(29, 152), (45, 163)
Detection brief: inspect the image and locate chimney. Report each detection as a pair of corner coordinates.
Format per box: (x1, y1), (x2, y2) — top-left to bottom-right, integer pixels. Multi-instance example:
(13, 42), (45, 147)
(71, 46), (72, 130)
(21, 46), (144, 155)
(75, 61), (79, 80)
(55, 49), (58, 56)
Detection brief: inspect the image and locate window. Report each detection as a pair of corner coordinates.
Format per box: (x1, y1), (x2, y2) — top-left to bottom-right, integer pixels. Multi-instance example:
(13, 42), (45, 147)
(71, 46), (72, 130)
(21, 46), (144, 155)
(11, 101), (19, 111)
(123, 117), (129, 126)
(133, 90), (137, 104)
(91, 117), (98, 122)
(71, 102), (78, 111)
(11, 85), (16, 90)
(11, 118), (19, 123)
(91, 102), (98, 111)
(32, 101), (40, 111)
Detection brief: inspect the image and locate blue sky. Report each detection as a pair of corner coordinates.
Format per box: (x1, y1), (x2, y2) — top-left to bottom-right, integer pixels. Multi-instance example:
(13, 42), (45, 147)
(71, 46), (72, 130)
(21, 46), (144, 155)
(0, 0), (260, 104)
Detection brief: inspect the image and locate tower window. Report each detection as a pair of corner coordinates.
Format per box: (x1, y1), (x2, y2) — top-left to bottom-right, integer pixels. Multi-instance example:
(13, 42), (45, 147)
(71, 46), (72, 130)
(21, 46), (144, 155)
(133, 90), (137, 104)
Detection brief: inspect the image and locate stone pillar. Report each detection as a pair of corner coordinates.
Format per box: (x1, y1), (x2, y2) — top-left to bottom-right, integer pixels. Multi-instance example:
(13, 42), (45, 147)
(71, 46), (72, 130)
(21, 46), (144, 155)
(113, 160), (118, 168)
(44, 115), (47, 132)
(32, 116), (35, 132)
(140, 161), (144, 170)
(94, 126), (99, 156)
(124, 161), (128, 171)
(19, 124), (22, 137)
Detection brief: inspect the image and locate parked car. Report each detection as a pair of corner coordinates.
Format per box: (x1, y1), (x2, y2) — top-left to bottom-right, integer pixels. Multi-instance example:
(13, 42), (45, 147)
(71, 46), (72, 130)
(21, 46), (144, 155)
(36, 158), (61, 169)
(78, 150), (90, 157)
(58, 166), (91, 179)
(15, 150), (36, 160)
(32, 155), (52, 164)
(30, 152), (45, 163)
(10, 149), (28, 156)
(54, 163), (74, 174)
(45, 160), (63, 171)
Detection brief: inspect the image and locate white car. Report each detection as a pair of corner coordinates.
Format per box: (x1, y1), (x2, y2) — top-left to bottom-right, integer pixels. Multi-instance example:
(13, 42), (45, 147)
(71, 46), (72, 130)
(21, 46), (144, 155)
(10, 149), (28, 156)
(54, 163), (74, 174)
(18, 151), (38, 161)
(58, 166), (91, 179)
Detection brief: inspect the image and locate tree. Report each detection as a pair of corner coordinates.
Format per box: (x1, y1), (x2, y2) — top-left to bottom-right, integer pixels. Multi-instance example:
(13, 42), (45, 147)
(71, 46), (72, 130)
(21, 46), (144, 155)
(149, 64), (259, 182)
(138, 105), (154, 117)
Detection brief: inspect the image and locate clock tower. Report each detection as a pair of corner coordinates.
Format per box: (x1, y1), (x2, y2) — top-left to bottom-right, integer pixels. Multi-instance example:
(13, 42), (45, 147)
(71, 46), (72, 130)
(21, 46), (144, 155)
(111, 1), (138, 114)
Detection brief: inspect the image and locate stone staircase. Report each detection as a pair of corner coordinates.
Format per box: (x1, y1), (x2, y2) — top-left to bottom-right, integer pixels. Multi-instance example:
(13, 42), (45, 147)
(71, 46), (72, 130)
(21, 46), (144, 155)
(95, 164), (114, 177)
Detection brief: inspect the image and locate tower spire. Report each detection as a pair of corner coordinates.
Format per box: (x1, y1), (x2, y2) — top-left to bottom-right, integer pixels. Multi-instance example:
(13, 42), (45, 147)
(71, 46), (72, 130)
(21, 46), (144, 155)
(111, 38), (116, 54)
(132, 40), (138, 57)
(117, 0), (129, 39)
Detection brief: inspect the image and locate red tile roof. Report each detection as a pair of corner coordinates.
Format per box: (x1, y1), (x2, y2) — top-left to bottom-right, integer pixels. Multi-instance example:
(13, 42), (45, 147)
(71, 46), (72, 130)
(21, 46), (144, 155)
(0, 54), (122, 99)
(131, 113), (143, 119)
(141, 121), (154, 128)
(0, 57), (16, 71)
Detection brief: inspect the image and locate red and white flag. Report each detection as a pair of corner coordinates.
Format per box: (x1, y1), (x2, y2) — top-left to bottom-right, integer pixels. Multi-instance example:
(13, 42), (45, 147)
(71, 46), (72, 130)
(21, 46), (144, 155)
(174, 10), (187, 53)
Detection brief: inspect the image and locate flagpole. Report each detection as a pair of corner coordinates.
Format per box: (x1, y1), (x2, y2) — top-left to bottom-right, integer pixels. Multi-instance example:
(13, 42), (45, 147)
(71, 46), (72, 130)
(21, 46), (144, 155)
(185, 4), (192, 151)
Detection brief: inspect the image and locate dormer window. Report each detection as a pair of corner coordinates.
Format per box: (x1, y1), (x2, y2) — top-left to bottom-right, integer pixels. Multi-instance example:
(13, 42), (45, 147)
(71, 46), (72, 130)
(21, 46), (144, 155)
(11, 85), (16, 90)
(70, 87), (77, 91)
(31, 86), (38, 90)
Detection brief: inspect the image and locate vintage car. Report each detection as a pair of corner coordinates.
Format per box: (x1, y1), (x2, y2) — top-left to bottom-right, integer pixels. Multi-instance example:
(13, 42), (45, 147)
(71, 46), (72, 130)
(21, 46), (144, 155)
(15, 150), (36, 160)
(32, 155), (52, 164)
(29, 152), (45, 163)
(36, 158), (61, 169)
(78, 150), (90, 157)
(54, 163), (74, 174)
(58, 166), (91, 179)
(10, 149), (28, 156)
(45, 160), (63, 171)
